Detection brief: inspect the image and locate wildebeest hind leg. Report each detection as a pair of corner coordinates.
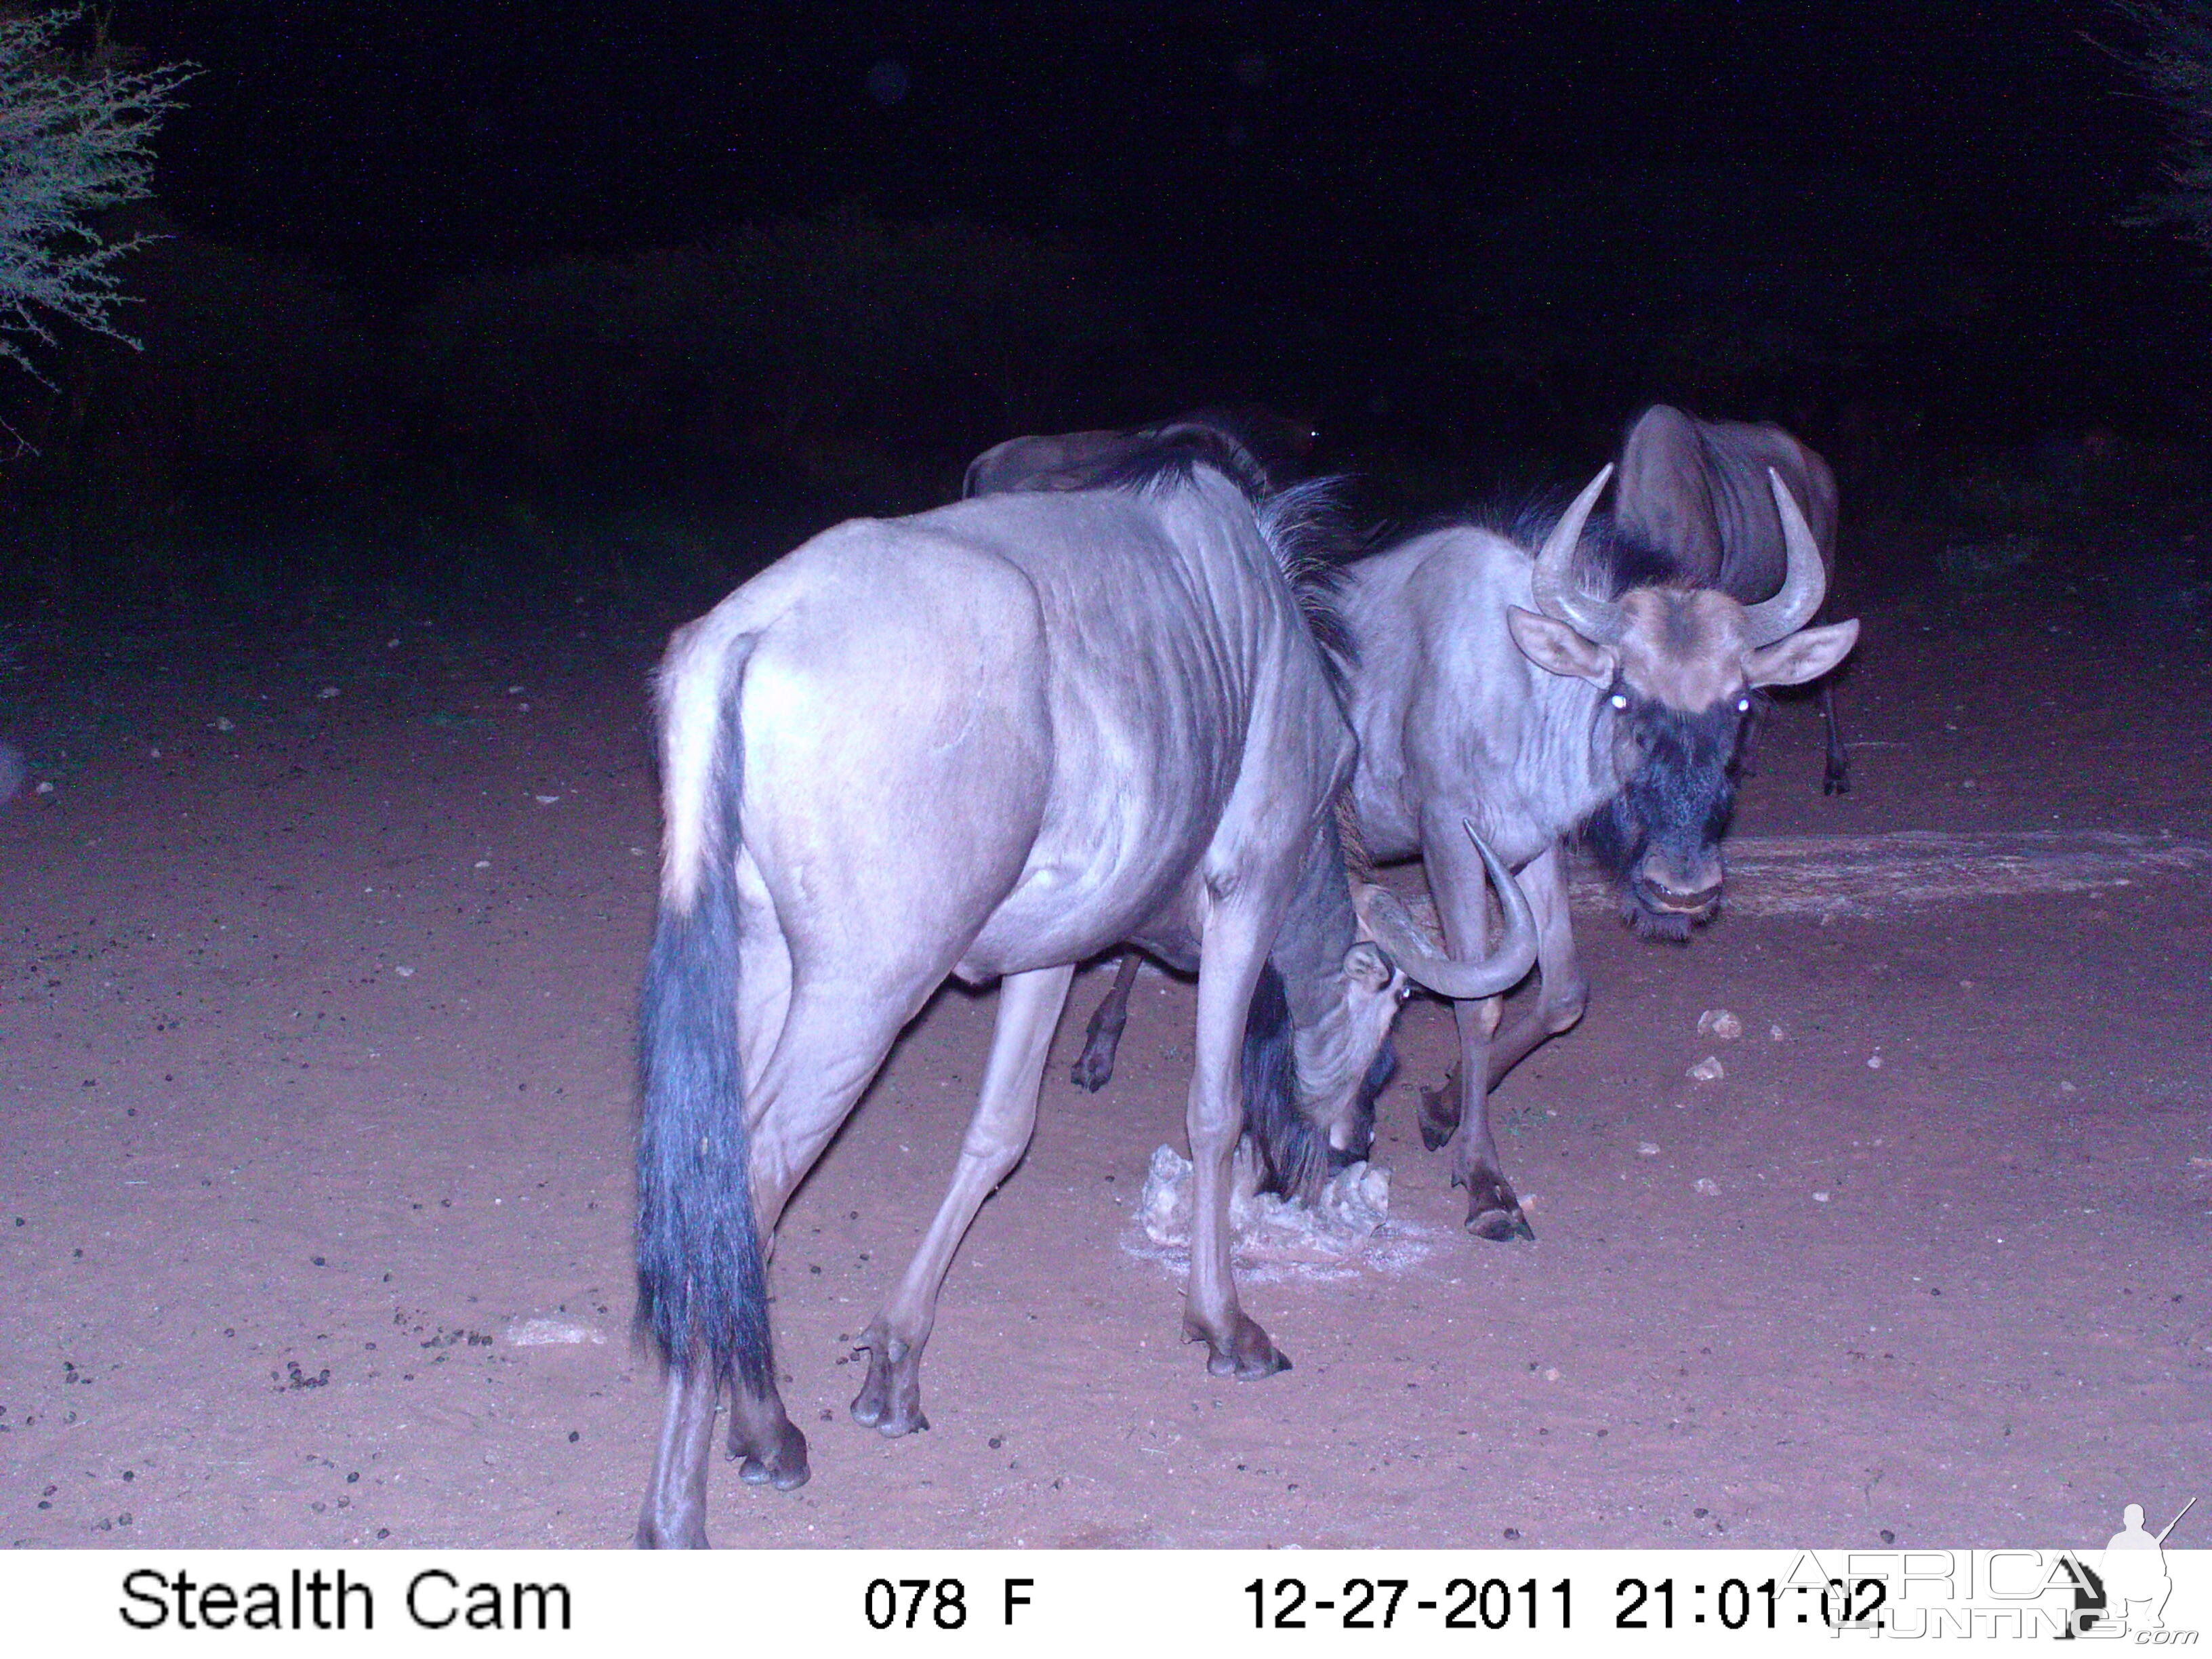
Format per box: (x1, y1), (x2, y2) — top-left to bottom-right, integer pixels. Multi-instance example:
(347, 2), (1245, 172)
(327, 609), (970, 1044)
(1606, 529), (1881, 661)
(1069, 951), (1141, 1090)
(726, 1377), (810, 1489)
(712, 977), (943, 1492)
(701, 853), (810, 1488)
(855, 964), (1075, 1437)
(1180, 899), (1290, 1378)
(1819, 680), (1849, 794)
(636, 1360), (721, 1548)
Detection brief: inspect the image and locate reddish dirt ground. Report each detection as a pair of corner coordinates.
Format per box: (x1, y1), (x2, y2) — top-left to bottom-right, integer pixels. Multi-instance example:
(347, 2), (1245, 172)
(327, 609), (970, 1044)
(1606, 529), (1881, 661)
(3, 549), (2208, 1551)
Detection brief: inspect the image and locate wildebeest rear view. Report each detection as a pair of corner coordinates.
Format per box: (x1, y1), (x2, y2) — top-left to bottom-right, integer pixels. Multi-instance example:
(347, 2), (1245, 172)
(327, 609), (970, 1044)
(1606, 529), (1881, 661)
(632, 436), (1534, 1547)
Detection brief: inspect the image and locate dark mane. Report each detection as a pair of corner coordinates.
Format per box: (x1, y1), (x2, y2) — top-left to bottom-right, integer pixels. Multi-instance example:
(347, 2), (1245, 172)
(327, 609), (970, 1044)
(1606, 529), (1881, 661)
(1039, 420), (1357, 693)
(1240, 961), (1328, 1200)
(1257, 479), (1361, 694)
(1578, 514), (1691, 598)
(1166, 405), (1315, 493)
(1389, 485), (1563, 554)
(1359, 493), (1694, 602)
(1058, 422), (1278, 502)
(1241, 794), (1399, 1204)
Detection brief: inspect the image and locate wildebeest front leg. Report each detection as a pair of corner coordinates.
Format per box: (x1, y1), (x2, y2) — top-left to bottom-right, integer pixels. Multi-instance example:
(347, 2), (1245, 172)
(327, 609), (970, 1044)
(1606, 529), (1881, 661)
(1069, 951), (1141, 1090)
(1180, 901), (1288, 1377)
(855, 964), (1075, 1437)
(1416, 1002), (1498, 1151)
(1424, 819), (1534, 1241)
(1476, 844), (1585, 1088)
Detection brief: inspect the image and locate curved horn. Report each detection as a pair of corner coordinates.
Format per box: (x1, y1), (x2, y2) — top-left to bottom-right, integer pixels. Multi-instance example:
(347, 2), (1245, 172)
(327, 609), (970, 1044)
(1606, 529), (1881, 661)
(1740, 466), (1828, 647)
(1528, 463), (1625, 644)
(1353, 824), (1536, 1001)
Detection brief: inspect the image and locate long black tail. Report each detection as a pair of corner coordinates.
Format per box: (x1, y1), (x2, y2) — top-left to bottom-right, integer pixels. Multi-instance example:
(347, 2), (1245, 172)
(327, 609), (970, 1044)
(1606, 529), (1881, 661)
(634, 682), (771, 1393)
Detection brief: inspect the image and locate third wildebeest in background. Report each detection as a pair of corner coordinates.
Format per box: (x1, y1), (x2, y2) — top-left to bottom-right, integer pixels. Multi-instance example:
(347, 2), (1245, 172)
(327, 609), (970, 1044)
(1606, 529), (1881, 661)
(1612, 403), (1851, 792)
(632, 427), (1532, 1547)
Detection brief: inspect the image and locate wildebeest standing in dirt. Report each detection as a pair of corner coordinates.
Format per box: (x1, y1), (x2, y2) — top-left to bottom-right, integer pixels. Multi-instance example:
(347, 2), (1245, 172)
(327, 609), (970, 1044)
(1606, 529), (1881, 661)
(1048, 461), (1858, 1239)
(1613, 403), (1851, 792)
(1339, 465), (1858, 1237)
(633, 436), (1536, 1547)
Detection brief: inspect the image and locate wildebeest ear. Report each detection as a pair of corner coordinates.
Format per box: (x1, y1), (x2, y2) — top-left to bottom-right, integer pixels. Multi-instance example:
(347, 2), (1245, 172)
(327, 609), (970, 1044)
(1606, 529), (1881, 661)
(1342, 941), (1396, 991)
(1742, 617), (1860, 689)
(1507, 605), (1616, 684)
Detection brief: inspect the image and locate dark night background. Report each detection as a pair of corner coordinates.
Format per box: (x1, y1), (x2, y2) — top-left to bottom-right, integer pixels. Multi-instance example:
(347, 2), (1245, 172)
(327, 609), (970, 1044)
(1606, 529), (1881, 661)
(6, 0), (2210, 615)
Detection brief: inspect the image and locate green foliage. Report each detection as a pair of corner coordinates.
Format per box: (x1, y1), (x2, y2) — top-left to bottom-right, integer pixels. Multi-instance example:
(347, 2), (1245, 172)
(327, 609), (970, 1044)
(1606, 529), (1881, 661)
(2112, 1), (2212, 252)
(0, 5), (191, 382)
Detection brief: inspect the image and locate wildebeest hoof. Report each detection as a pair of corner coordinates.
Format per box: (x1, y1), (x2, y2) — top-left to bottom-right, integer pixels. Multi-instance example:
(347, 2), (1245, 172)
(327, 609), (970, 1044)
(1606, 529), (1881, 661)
(1069, 1040), (1117, 1092)
(1185, 1311), (1290, 1379)
(633, 1507), (711, 1550)
(1462, 1170), (1535, 1242)
(1418, 1065), (1462, 1151)
(853, 1396), (930, 1437)
(730, 1418), (811, 1490)
(1824, 772), (1850, 796)
(1467, 1205), (1535, 1243)
(851, 1330), (930, 1437)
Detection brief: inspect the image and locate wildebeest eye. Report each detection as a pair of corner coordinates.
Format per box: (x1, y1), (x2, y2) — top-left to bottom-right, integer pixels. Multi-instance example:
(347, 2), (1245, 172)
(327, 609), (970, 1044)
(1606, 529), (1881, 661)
(1736, 697), (1751, 714)
(1609, 693), (1629, 710)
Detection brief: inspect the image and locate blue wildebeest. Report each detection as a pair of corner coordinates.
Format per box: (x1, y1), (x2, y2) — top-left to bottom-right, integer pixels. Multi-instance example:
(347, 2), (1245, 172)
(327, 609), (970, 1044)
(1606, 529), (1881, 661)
(1613, 403), (1851, 792)
(1058, 456), (1858, 1240)
(632, 434), (1534, 1547)
(1337, 464), (1858, 1237)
